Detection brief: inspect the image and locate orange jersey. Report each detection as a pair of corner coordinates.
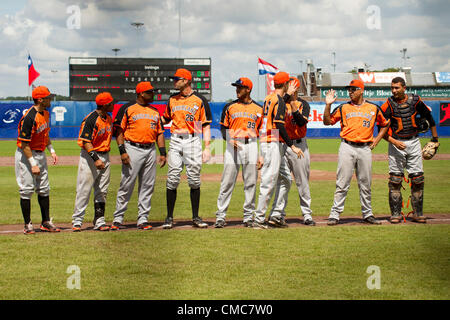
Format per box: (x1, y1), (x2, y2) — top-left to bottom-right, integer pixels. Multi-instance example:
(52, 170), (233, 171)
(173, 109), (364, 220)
(330, 101), (389, 143)
(77, 111), (113, 152)
(285, 100), (308, 140)
(259, 93), (287, 143)
(163, 92), (212, 134)
(116, 103), (164, 144)
(220, 99), (262, 139)
(16, 106), (50, 151)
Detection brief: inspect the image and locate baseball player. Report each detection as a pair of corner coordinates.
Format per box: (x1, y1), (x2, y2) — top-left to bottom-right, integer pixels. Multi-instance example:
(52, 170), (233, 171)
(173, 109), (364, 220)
(111, 81), (167, 231)
(253, 71), (304, 229)
(15, 86), (60, 234)
(323, 79), (390, 225)
(380, 77), (439, 224)
(161, 68), (212, 229)
(270, 77), (316, 226)
(72, 92), (115, 232)
(214, 77), (262, 228)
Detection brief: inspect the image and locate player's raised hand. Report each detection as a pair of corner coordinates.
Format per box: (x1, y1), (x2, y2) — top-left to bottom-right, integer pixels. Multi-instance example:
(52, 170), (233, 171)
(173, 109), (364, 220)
(325, 89), (337, 105)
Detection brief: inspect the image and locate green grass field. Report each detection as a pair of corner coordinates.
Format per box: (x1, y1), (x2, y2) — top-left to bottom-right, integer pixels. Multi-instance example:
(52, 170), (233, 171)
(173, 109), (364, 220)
(0, 138), (448, 300)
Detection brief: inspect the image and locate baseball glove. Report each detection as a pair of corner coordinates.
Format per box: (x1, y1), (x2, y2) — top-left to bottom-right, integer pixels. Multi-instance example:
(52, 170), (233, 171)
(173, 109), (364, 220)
(422, 141), (440, 160)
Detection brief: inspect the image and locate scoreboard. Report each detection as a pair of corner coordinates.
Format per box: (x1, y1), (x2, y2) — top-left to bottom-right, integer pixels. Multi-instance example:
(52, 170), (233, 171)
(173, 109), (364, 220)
(69, 57), (211, 101)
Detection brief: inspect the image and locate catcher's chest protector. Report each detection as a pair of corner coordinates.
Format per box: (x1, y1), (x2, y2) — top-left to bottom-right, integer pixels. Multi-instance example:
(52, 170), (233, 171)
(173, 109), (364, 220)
(388, 95), (420, 139)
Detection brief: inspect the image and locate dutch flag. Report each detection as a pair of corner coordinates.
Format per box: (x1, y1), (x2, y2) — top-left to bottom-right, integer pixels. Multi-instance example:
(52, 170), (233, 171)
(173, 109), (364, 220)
(258, 57), (278, 75)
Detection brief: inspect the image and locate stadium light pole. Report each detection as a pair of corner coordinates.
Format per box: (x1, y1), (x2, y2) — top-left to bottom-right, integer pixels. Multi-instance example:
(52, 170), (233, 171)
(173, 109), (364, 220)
(131, 22), (144, 57)
(112, 48), (120, 56)
(331, 52), (336, 73)
(51, 70), (58, 101)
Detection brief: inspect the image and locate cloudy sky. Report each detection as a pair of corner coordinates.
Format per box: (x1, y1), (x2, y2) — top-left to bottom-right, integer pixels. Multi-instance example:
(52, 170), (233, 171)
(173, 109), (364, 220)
(0, 0), (449, 101)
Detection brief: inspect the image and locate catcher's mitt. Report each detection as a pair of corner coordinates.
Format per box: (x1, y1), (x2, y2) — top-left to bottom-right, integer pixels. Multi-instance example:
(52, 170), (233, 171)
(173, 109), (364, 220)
(422, 141), (440, 160)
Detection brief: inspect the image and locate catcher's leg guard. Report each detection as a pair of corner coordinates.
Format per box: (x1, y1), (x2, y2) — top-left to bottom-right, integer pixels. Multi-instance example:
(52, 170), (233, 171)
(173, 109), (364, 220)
(409, 172), (425, 219)
(388, 173), (403, 220)
(93, 202), (106, 226)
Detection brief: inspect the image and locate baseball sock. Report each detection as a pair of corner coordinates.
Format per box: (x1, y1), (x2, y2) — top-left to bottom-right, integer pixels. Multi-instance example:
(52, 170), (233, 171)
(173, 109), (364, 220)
(20, 198), (31, 224)
(166, 188), (177, 218)
(190, 188), (200, 219)
(93, 202), (105, 225)
(37, 195), (50, 223)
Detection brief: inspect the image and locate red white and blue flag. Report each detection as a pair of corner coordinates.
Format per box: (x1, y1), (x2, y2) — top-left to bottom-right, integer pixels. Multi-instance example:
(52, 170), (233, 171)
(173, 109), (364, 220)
(258, 57), (278, 75)
(28, 54), (40, 86)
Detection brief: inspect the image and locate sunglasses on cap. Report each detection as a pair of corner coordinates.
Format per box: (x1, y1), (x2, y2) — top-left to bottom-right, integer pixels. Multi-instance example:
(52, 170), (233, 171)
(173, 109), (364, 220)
(172, 77), (186, 81)
(347, 87), (361, 92)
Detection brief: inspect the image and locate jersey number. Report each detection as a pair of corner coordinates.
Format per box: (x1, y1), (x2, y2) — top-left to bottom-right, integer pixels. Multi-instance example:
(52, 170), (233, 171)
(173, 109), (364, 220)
(362, 120), (370, 128)
(247, 121), (255, 129)
(185, 114), (194, 122)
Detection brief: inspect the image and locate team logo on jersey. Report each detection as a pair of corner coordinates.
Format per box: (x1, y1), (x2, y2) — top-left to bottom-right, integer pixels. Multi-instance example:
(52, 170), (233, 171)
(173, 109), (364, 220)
(3, 108), (21, 124)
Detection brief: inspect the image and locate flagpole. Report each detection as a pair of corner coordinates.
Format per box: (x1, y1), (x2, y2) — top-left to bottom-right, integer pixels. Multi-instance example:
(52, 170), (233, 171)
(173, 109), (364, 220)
(257, 58), (260, 102)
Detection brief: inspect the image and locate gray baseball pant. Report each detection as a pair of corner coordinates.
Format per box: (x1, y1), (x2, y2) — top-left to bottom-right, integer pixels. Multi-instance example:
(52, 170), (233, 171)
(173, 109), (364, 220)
(113, 141), (157, 225)
(215, 140), (259, 223)
(15, 148), (50, 199)
(254, 142), (292, 224)
(388, 137), (423, 175)
(166, 135), (202, 190)
(271, 139), (313, 221)
(329, 141), (373, 220)
(72, 149), (110, 228)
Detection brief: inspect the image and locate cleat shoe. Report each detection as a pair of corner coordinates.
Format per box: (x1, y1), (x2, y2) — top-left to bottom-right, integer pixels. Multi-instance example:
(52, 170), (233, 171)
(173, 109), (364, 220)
(40, 219), (61, 232)
(94, 224), (110, 231)
(72, 224), (82, 232)
(24, 222), (35, 235)
(193, 217), (208, 228)
(137, 222), (153, 230)
(304, 219), (316, 226)
(327, 218), (339, 226)
(389, 215), (402, 224)
(162, 217), (173, 229)
(268, 216), (288, 228)
(411, 215), (426, 224)
(363, 216), (382, 225)
(110, 222), (122, 231)
(214, 220), (226, 228)
(243, 221), (253, 228)
(253, 222), (268, 229)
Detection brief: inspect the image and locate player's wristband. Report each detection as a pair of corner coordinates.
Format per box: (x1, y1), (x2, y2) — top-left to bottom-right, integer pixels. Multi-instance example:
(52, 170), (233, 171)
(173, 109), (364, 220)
(28, 157), (37, 167)
(158, 147), (167, 157)
(47, 144), (55, 154)
(88, 150), (100, 162)
(118, 144), (127, 155)
(431, 137), (439, 142)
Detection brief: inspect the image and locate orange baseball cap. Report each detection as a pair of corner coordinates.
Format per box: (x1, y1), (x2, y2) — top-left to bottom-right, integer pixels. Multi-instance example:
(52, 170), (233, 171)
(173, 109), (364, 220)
(32, 86), (55, 99)
(231, 77), (253, 90)
(171, 68), (192, 81)
(346, 79), (365, 90)
(95, 92), (114, 106)
(273, 71), (290, 85)
(136, 81), (154, 94)
(289, 77), (300, 89)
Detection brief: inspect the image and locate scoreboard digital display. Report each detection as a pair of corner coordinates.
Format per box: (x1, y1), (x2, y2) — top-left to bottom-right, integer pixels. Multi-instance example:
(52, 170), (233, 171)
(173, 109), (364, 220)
(69, 57), (211, 101)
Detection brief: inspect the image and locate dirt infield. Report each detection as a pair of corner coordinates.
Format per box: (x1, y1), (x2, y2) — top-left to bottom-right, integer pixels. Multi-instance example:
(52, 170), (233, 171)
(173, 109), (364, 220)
(1, 153), (450, 167)
(1, 214), (449, 235)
